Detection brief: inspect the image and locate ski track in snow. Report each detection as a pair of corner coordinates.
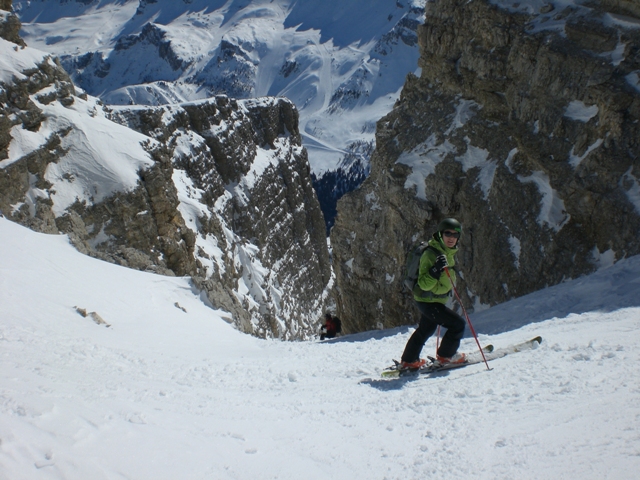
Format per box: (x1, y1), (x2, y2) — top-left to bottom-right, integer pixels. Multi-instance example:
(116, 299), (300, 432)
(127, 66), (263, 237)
(1, 217), (640, 479)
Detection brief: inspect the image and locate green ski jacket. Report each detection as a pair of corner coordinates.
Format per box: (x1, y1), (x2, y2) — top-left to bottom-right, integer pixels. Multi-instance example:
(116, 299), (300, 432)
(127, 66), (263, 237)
(413, 236), (458, 304)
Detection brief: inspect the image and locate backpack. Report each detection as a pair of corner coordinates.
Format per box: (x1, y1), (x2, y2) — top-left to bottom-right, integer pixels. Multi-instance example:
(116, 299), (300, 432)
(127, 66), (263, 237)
(333, 317), (342, 334)
(403, 242), (437, 292)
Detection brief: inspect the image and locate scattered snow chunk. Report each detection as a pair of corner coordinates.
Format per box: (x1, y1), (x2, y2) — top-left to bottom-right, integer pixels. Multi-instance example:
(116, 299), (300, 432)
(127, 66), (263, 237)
(88, 225), (111, 249)
(508, 236), (521, 269)
(607, 42), (627, 67)
(396, 134), (456, 200)
(345, 258), (354, 271)
(505, 148), (519, 174)
(456, 141), (495, 199)
(518, 170), (570, 232)
(604, 12), (640, 29)
(445, 98), (480, 135)
(126, 412), (146, 425)
(564, 100), (599, 122)
(591, 247), (616, 269)
(569, 139), (603, 168)
(621, 168), (640, 216)
(365, 192), (381, 210)
(625, 71), (640, 93)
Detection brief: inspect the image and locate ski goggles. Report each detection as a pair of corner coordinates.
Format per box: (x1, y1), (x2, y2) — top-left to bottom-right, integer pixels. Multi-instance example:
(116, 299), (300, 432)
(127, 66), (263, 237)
(442, 230), (460, 239)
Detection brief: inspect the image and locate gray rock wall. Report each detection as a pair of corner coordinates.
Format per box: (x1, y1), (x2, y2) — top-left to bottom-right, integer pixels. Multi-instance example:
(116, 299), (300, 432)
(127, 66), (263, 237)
(331, 0), (640, 333)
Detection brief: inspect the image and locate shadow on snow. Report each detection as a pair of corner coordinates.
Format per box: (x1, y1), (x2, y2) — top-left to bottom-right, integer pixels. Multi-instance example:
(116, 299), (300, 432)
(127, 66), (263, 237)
(470, 254), (640, 335)
(316, 326), (412, 344)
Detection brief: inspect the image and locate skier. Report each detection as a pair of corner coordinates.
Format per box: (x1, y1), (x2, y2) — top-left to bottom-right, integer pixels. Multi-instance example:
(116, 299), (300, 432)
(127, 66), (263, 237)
(320, 312), (338, 340)
(399, 218), (467, 370)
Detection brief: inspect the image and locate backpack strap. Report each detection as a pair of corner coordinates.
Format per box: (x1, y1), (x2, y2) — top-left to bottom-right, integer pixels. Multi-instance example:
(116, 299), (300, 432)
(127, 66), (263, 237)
(423, 245), (440, 257)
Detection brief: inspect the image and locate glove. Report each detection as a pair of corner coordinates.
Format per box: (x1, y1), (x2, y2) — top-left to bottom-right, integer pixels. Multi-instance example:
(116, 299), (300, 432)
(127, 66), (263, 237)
(428, 254), (448, 279)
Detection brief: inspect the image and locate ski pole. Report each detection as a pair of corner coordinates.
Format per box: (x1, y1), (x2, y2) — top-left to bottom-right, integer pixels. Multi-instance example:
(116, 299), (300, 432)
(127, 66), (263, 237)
(444, 267), (491, 371)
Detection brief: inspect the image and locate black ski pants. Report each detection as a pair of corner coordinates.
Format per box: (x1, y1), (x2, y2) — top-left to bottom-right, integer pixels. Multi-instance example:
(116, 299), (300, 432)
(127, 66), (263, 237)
(401, 301), (466, 362)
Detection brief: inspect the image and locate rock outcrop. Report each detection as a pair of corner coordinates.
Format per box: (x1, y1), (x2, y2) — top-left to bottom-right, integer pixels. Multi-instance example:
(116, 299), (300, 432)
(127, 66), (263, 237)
(331, 0), (640, 333)
(108, 97), (332, 338)
(0, 9), (331, 339)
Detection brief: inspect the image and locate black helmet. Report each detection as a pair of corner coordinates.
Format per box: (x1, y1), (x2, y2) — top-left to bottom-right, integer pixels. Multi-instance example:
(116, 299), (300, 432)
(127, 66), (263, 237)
(437, 218), (462, 234)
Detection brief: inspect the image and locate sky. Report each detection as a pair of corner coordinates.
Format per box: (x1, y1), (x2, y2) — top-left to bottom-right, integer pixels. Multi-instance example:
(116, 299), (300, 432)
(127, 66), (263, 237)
(1, 216), (639, 479)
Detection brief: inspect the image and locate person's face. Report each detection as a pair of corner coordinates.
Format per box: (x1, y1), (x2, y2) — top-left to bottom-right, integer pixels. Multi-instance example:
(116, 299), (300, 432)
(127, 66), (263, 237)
(442, 230), (460, 248)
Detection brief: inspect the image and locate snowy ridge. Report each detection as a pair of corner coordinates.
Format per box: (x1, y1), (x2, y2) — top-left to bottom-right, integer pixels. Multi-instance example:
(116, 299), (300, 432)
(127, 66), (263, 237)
(0, 35), (45, 84)
(15, 0), (426, 172)
(1, 216), (640, 478)
(1, 34), (156, 214)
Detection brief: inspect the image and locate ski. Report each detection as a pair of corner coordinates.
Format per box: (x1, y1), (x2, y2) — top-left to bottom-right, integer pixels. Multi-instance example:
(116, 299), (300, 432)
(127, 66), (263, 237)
(380, 336), (542, 378)
(381, 344), (494, 378)
(480, 335), (542, 363)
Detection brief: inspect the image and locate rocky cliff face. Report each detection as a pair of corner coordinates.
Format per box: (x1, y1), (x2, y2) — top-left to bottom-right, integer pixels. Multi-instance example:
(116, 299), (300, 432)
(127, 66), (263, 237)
(331, 0), (640, 333)
(108, 97), (332, 338)
(0, 9), (331, 339)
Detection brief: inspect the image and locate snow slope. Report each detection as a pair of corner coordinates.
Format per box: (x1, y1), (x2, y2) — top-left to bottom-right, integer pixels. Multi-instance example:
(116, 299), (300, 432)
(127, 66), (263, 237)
(14, 0), (426, 172)
(1, 216), (640, 479)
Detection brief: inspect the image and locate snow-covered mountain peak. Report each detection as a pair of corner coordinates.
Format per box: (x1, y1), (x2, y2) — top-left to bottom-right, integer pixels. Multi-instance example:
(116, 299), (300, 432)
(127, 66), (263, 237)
(14, 0), (426, 172)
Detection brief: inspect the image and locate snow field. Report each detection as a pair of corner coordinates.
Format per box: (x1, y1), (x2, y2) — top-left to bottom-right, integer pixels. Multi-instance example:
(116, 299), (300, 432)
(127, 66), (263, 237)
(1, 217), (640, 479)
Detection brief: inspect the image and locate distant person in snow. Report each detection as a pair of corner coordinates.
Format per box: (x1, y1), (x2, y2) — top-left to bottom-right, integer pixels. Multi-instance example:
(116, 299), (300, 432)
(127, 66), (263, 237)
(320, 312), (341, 340)
(399, 218), (466, 370)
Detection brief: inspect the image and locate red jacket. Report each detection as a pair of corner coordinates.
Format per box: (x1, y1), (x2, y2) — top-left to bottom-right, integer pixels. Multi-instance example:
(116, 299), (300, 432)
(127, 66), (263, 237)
(324, 317), (337, 335)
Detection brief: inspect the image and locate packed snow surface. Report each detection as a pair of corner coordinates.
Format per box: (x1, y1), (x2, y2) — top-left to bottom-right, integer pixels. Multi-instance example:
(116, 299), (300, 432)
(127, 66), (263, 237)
(1, 216), (640, 479)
